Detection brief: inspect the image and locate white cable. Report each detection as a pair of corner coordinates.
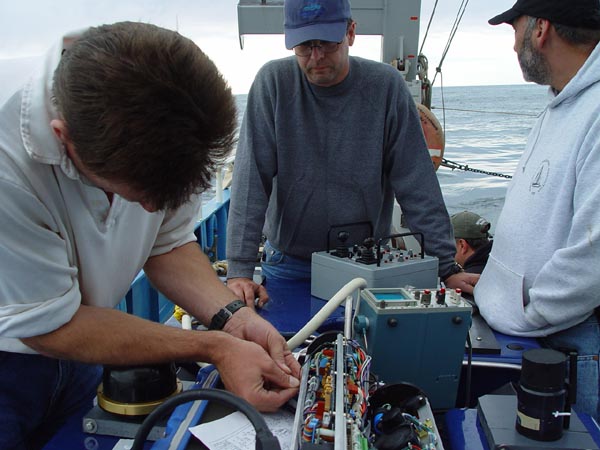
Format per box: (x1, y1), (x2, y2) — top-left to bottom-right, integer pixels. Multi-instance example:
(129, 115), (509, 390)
(181, 314), (192, 330)
(286, 278), (368, 350)
(216, 167), (223, 203)
(344, 295), (353, 340)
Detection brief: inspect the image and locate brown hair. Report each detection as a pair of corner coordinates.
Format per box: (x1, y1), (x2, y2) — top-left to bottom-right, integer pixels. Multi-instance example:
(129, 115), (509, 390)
(53, 21), (237, 210)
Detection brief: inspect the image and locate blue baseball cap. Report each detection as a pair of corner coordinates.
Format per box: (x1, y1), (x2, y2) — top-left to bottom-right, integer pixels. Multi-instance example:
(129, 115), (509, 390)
(284, 0), (352, 50)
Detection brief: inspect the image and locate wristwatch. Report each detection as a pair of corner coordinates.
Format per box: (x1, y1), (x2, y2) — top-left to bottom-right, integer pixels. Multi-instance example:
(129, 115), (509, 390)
(441, 262), (464, 282)
(208, 300), (247, 331)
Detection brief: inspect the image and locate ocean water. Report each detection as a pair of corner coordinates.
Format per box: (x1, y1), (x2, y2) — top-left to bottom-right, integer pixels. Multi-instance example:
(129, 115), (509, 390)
(234, 83), (550, 234)
(432, 83), (548, 232)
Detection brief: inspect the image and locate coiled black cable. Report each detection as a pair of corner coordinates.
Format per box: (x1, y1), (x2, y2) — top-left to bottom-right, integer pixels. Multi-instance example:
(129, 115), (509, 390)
(131, 388), (281, 450)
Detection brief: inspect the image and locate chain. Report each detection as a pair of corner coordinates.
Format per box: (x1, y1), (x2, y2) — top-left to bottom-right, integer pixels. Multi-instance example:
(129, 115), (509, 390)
(441, 158), (513, 179)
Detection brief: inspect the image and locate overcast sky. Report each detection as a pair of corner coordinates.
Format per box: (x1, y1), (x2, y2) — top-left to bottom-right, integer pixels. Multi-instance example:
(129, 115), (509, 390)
(0, 0), (524, 99)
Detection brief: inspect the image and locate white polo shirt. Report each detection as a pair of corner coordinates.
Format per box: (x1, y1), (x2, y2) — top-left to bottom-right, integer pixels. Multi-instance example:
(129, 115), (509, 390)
(0, 32), (200, 354)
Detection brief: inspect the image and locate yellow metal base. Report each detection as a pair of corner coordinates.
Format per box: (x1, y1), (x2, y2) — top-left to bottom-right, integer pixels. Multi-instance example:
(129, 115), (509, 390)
(97, 380), (183, 416)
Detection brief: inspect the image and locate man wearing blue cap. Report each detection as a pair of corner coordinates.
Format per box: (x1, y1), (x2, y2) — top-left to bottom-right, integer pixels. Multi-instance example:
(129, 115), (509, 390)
(476, 0), (600, 420)
(227, 0), (478, 305)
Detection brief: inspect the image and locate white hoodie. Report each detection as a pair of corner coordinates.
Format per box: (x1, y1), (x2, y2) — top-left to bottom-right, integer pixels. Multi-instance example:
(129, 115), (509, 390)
(475, 43), (600, 337)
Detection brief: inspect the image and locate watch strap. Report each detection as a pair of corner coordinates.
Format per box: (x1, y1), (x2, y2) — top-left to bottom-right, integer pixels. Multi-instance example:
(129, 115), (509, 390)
(208, 300), (246, 331)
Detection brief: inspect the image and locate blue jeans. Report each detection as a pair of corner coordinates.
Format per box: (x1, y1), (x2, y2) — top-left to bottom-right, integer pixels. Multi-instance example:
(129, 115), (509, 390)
(0, 351), (102, 450)
(260, 240), (311, 280)
(540, 314), (600, 422)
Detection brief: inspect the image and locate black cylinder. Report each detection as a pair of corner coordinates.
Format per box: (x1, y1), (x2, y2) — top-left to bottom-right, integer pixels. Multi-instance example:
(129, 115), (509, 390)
(102, 363), (178, 404)
(515, 348), (567, 441)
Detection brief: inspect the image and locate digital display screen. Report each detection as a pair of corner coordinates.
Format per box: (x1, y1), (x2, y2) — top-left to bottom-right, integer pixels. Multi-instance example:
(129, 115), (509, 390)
(373, 292), (409, 302)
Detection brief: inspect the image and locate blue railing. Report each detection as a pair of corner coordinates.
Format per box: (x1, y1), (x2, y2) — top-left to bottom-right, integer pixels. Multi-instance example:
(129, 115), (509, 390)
(115, 188), (230, 323)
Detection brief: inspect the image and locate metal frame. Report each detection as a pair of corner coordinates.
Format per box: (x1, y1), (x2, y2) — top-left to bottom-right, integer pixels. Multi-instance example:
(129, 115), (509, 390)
(237, 0), (422, 81)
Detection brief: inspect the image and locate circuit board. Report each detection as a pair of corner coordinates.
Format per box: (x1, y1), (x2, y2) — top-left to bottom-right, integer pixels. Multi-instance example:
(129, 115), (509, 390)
(291, 333), (444, 449)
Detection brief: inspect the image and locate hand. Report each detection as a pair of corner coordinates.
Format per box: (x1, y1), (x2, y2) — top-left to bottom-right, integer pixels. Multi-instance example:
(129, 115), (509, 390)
(224, 307), (301, 380)
(444, 271), (480, 294)
(227, 277), (269, 309)
(212, 333), (299, 411)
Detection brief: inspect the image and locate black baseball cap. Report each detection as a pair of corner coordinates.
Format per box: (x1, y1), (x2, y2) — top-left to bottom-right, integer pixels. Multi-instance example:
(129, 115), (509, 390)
(489, 0), (600, 29)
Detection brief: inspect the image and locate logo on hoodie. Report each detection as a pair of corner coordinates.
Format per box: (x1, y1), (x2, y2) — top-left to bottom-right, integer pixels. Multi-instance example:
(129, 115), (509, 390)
(530, 160), (550, 194)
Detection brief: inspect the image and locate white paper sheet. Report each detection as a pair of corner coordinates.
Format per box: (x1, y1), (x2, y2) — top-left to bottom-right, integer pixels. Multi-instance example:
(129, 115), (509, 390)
(189, 410), (295, 450)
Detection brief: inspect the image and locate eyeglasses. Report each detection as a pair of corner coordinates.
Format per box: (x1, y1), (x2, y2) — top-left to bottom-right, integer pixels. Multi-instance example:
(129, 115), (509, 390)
(293, 40), (342, 57)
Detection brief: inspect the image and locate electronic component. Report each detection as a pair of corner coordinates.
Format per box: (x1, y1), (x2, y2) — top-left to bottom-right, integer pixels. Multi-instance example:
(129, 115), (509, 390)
(354, 287), (472, 410)
(291, 333), (444, 449)
(370, 383), (444, 450)
(291, 334), (371, 449)
(311, 233), (439, 301)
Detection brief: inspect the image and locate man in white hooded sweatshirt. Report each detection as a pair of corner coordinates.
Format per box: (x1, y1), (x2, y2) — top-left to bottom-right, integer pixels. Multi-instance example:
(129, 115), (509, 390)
(477, 0), (600, 420)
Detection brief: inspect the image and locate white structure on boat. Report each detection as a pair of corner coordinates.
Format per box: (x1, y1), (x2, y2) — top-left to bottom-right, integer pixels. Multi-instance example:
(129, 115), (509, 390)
(237, 0), (424, 101)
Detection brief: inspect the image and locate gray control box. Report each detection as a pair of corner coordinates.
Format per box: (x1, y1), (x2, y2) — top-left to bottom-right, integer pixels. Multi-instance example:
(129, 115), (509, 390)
(311, 250), (439, 300)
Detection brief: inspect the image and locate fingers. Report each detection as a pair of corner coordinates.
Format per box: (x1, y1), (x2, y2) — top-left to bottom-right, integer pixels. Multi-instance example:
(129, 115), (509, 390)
(226, 278), (246, 301)
(255, 322), (300, 377)
(255, 285), (269, 308)
(217, 340), (299, 412)
(263, 332), (292, 375)
(444, 272), (480, 294)
(459, 273), (480, 294)
(241, 283), (258, 310)
(251, 386), (299, 413)
(224, 311), (300, 387)
(231, 371), (298, 412)
(467, 273), (481, 285)
(227, 278), (270, 309)
(226, 278), (256, 309)
(284, 350), (302, 379)
(271, 345), (301, 379)
(256, 365), (300, 411)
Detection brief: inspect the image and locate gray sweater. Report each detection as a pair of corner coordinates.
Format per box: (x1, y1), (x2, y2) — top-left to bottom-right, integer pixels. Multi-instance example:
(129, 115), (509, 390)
(226, 56), (456, 279)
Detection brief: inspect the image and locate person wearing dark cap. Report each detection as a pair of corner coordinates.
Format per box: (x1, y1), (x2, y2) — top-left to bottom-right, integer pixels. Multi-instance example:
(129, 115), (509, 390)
(451, 211), (493, 275)
(226, 0), (478, 305)
(476, 0), (600, 420)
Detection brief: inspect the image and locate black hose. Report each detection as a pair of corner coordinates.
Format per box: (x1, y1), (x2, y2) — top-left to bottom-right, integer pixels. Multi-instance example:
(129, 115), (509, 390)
(464, 332), (473, 408)
(131, 388), (281, 450)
